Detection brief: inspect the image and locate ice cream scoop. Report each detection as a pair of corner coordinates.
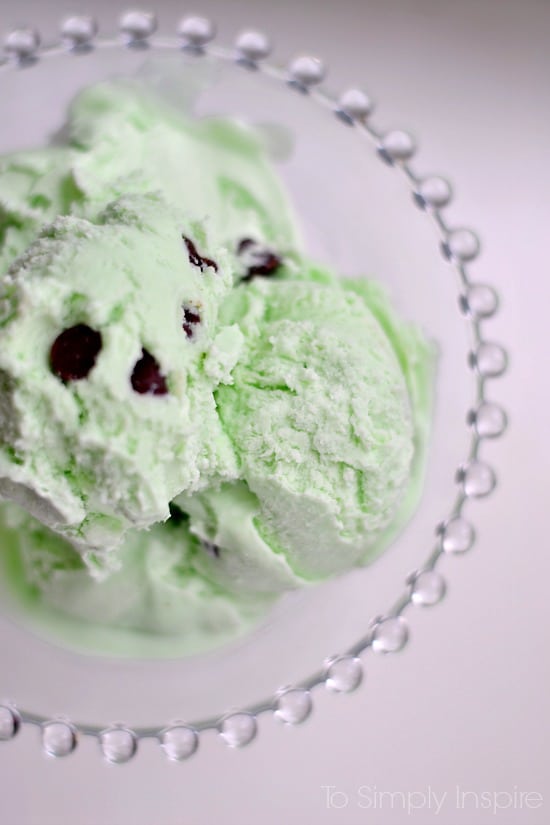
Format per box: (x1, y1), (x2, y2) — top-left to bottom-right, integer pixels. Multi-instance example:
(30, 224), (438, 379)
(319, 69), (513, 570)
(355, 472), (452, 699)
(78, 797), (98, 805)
(0, 81), (300, 280)
(67, 80), (301, 257)
(0, 80), (305, 565)
(0, 500), (275, 657)
(178, 264), (433, 595)
(0, 193), (242, 566)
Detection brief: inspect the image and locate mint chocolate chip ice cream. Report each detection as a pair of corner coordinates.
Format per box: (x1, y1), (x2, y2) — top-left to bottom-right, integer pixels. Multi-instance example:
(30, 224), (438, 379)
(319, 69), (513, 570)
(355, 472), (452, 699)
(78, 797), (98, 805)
(0, 81), (434, 655)
(0, 194), (241, 563)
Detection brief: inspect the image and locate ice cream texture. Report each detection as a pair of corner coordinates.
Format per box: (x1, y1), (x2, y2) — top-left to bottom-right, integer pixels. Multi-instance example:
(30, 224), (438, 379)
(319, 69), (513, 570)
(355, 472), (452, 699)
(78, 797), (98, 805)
(0, 81), (434, 655)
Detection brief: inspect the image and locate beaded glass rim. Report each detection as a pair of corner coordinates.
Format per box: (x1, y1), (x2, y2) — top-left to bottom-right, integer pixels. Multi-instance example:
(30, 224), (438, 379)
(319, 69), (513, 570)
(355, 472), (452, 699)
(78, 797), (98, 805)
(0, 10), (508, 763)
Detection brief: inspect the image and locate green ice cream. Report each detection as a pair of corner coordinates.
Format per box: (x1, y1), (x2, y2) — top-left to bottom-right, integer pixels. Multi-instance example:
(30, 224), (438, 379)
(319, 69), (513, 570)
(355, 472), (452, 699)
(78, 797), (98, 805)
(0, 82), (299, 278)
(0, 501), (274, 656)
(0, 81), (299, 560)
(0, 82), (434, 656)
(180, 268), (432, 597)
(0, 195), (241, 562)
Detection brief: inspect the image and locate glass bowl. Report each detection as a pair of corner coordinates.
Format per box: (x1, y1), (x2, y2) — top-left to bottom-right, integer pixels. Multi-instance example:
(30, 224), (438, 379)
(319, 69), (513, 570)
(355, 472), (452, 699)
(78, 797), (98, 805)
(0, 15), (507, 761)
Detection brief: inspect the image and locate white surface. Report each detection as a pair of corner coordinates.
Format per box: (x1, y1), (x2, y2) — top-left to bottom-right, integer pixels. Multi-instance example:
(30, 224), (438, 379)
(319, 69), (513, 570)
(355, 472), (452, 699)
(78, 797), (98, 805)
(0, 1), (548, 824)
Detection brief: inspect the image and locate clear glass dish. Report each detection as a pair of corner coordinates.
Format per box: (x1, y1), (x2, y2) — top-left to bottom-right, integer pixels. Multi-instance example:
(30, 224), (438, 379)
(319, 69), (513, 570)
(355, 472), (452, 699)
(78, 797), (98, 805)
(0, 19), (506, 761)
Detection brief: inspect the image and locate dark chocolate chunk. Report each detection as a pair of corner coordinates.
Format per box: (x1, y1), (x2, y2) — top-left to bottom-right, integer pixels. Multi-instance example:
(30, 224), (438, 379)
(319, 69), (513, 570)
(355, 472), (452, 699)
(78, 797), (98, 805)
(182, 305), (201, 338)
(244, 252), (282, 279)
(168, 502), (189, 526)
(183, 236), (218, 272)
(237, 237), (254, 254)
(236, 238), (282, 282)
(130, 348), (168, 395)
(50, 323), (102, 382)
(201, 539), (221, 558)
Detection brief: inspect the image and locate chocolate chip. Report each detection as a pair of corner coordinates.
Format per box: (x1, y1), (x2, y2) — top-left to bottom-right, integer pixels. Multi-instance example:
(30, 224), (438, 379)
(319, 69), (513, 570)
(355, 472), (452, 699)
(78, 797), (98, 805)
(237, 238), (254, 254)
(236, 238), (282, 282)
(201, 539), (221, 558)
(130, 348), (168, 395)
(245, 252), (282, 279)
(183, 236), (218, 272)
(50, 324), (102, 382)
(182, 305), (201, 339)
(168, 502), (188, 526)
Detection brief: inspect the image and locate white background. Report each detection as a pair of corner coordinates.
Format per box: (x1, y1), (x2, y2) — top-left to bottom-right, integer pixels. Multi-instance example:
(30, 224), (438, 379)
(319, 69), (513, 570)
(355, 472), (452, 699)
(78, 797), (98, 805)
(0, 1), (548, 824)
